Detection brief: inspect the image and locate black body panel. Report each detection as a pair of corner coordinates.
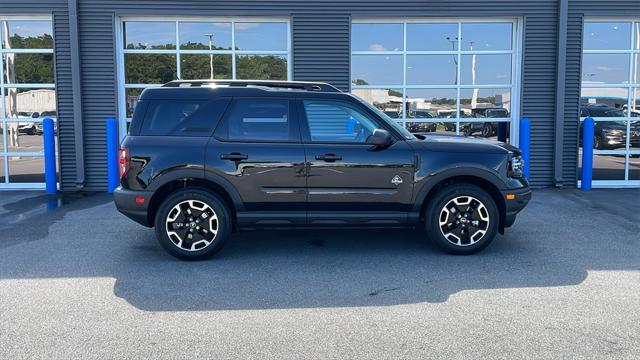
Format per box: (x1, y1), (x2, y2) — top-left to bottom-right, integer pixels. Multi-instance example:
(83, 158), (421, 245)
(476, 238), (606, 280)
(115, 82), (531, 231)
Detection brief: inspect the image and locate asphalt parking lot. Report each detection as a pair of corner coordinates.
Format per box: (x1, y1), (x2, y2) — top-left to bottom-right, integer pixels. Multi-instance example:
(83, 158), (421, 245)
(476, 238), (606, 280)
(1, 189), (639, 359)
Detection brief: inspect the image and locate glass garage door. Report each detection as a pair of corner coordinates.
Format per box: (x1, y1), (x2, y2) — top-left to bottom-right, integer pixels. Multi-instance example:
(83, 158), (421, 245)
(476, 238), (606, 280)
(350, 19), (522, 145)
(116, 17), (291, 139)
(579, 20), (640, 187)
(0, 16), (56, 189)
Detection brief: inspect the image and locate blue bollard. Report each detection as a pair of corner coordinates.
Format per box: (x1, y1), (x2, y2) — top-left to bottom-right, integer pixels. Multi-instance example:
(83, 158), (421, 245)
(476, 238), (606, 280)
(497, 122), (507, 143)
(106, 118), (119, 193)
(43, 118), (57, 193)
(519, 118), (531, 179)
(581, 117), (594, 191)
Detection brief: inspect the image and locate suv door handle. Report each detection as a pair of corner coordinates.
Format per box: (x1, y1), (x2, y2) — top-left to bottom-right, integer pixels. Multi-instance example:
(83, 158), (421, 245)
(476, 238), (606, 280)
(220, 152), (248, 161)
(315, 153), (342, 162)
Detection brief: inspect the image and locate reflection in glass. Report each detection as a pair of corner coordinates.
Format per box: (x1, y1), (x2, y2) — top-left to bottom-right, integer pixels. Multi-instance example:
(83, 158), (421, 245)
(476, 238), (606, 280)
(125, 88), (145, 118)
(634, 54), (639, 85)
(629, 155), (639, 180)
(2, 53), (54, 84)
(580, 88), (629, 110)
(460, 23), (512, 51)
(124, 54), (177, 84)
(0, 157), (5, 182)
(578, 153), (626, 181)
(352, 24), (403, 52)
(583, 22), (631, 51)
(629, 120), (640, 151)
(180, 54), (232, 80)
(405, 89), (457, 119)
(351, 55), (402, 86)
(1, 20), (53, 49)
(8, 156), (45, 183)
(406, 55), (457, 85)
(580, 120), (628, 150)
(406, 23), (458, 51)
(460, 54), (511, 85)
(581, 54), (630, 84)
(352, 88), (404, 119)
(460, 88), (511, 114)
(236, 55), (287, 80)
(123, 22), (176, 49)
(6, 122), (44, 153)
(460, 120), (509, 140)
(2, 88), (56, 119)
(405, 121), (447, 134)
(179, 22), (232, 50)
(234, 23), (287, 51)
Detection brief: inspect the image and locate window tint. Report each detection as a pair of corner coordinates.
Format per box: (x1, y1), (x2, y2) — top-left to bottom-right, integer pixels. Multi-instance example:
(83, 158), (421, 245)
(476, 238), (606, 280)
(303, 100), (379, 143)
(140, 99), (229, 136)
(216, 99), (291, 141)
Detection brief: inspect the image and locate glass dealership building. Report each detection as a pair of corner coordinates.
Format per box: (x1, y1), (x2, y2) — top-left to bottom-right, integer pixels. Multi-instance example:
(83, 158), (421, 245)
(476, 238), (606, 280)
(1, 0), (639, 191)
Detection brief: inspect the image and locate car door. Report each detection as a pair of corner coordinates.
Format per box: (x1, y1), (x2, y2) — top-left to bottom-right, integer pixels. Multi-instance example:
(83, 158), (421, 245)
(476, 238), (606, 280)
(298, 98), (416, 225)
(206, 97), (307, 225)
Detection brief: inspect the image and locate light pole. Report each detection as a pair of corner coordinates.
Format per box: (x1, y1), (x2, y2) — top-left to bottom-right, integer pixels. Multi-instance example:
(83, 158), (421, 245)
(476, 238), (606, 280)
(470, 41), (479, 109)
(204, 33), (214, 79)
(446, 36), (459, 85)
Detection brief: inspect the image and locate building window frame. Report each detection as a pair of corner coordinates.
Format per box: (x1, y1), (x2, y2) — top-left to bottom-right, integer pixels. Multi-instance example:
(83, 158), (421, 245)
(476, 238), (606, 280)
(579, 18), (640, 188)
(0, 14), (55, 189)
(115, 16), (292, 139)
(350, 17), (523, 146)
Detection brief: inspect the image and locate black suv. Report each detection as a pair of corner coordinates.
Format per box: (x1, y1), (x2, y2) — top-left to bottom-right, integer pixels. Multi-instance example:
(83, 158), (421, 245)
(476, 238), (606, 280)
(114, 80), (530, 260)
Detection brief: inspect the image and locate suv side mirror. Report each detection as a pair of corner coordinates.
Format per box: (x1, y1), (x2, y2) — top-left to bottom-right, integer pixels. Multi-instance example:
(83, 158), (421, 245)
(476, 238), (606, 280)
(366, 129), (393, 148)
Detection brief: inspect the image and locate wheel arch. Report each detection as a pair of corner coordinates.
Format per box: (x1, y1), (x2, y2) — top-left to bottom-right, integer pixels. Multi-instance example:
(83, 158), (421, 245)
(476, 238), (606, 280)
(146, 173), (244, 229)
(414, 169), (507, 233)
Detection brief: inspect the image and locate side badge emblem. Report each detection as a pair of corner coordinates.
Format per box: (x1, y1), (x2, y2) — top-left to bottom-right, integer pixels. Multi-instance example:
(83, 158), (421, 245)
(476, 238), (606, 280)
(391, 175), (403, 186)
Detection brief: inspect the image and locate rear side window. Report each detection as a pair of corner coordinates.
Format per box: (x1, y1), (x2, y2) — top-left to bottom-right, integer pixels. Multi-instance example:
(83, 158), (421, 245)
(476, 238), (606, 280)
(215, 99), (292, 142)
(140, 98), (229, 136)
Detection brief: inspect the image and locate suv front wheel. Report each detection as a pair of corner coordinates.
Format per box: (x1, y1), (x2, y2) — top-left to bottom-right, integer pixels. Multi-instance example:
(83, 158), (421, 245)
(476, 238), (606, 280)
(154, 188), (231, 260)
(425, 184), (499, 254)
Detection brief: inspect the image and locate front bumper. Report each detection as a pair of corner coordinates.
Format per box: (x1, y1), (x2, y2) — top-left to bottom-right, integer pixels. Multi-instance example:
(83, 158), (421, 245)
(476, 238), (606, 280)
(113, 187), (153, 227)
(501, 185), (532, 229)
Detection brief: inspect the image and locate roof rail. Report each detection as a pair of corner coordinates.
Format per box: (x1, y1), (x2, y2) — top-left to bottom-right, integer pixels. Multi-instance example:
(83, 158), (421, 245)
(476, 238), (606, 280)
(162, 80), (341, 93)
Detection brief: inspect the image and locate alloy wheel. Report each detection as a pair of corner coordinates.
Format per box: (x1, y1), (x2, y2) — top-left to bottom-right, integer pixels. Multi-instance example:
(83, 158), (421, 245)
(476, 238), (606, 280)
(165, 200), (218, 251)
(438, 196), (490, 246)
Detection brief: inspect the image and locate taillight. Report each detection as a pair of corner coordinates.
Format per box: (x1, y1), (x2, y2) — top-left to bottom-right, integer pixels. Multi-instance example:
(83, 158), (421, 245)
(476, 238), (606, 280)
(119, 147), (130, 179)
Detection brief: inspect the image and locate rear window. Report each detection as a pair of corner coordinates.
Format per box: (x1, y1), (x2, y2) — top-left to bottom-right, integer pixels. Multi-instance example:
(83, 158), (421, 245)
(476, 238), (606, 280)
(139, 98), (229, 136)
(214, 99), (292, 142)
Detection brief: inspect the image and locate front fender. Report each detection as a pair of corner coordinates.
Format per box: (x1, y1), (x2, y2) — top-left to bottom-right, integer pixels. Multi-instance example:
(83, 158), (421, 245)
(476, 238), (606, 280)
(411, 164), (507, 213)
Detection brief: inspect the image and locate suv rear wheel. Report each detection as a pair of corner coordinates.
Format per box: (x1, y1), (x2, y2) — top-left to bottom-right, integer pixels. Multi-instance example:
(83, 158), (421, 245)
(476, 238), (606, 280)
(154, 188), (231, 260)
(425, 184), (499, 254)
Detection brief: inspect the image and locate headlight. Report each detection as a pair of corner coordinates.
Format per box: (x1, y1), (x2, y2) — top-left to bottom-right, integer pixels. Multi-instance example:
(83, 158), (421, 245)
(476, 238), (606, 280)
(509, 155), (524, 178)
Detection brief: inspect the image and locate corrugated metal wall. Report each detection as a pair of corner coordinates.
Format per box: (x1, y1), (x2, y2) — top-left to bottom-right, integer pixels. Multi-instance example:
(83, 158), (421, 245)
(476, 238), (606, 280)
(6, 0), (639, 191)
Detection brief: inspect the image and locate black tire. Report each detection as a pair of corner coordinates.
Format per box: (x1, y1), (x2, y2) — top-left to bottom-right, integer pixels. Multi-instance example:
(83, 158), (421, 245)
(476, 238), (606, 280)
(424, 183), (499, 255)
(154, 188), (231, 260)
(482, 123), (493, 137)
(593, 135), (603, 150)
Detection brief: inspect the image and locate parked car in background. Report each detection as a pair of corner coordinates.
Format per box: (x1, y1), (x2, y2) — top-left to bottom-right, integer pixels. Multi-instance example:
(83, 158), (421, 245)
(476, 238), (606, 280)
(17, 112), (40, 135)
(461, 108), (510, 137)
(580, 104), (640, 150)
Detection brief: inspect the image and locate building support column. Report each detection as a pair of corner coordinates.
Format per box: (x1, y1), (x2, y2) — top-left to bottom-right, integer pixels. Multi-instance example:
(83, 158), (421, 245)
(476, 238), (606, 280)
(68, 0), (85, 189)
(553, 0), (569, 187)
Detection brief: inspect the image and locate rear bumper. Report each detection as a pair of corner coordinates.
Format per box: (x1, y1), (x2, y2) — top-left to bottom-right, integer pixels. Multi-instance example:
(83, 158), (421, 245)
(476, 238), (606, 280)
(113, 187), (153, 227)
(501, 185), (532, 228)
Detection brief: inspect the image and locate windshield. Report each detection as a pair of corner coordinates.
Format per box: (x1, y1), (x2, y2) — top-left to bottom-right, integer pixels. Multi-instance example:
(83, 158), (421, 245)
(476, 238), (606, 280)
(350, 94), (416, 140)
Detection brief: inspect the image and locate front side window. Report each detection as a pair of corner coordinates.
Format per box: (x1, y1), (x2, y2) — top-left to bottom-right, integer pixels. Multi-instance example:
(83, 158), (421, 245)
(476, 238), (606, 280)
(303, 100), (380, 143)
(216, 99), (291, 142)
(118, 18), (290, 136)
(351, 20), (518, 141)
